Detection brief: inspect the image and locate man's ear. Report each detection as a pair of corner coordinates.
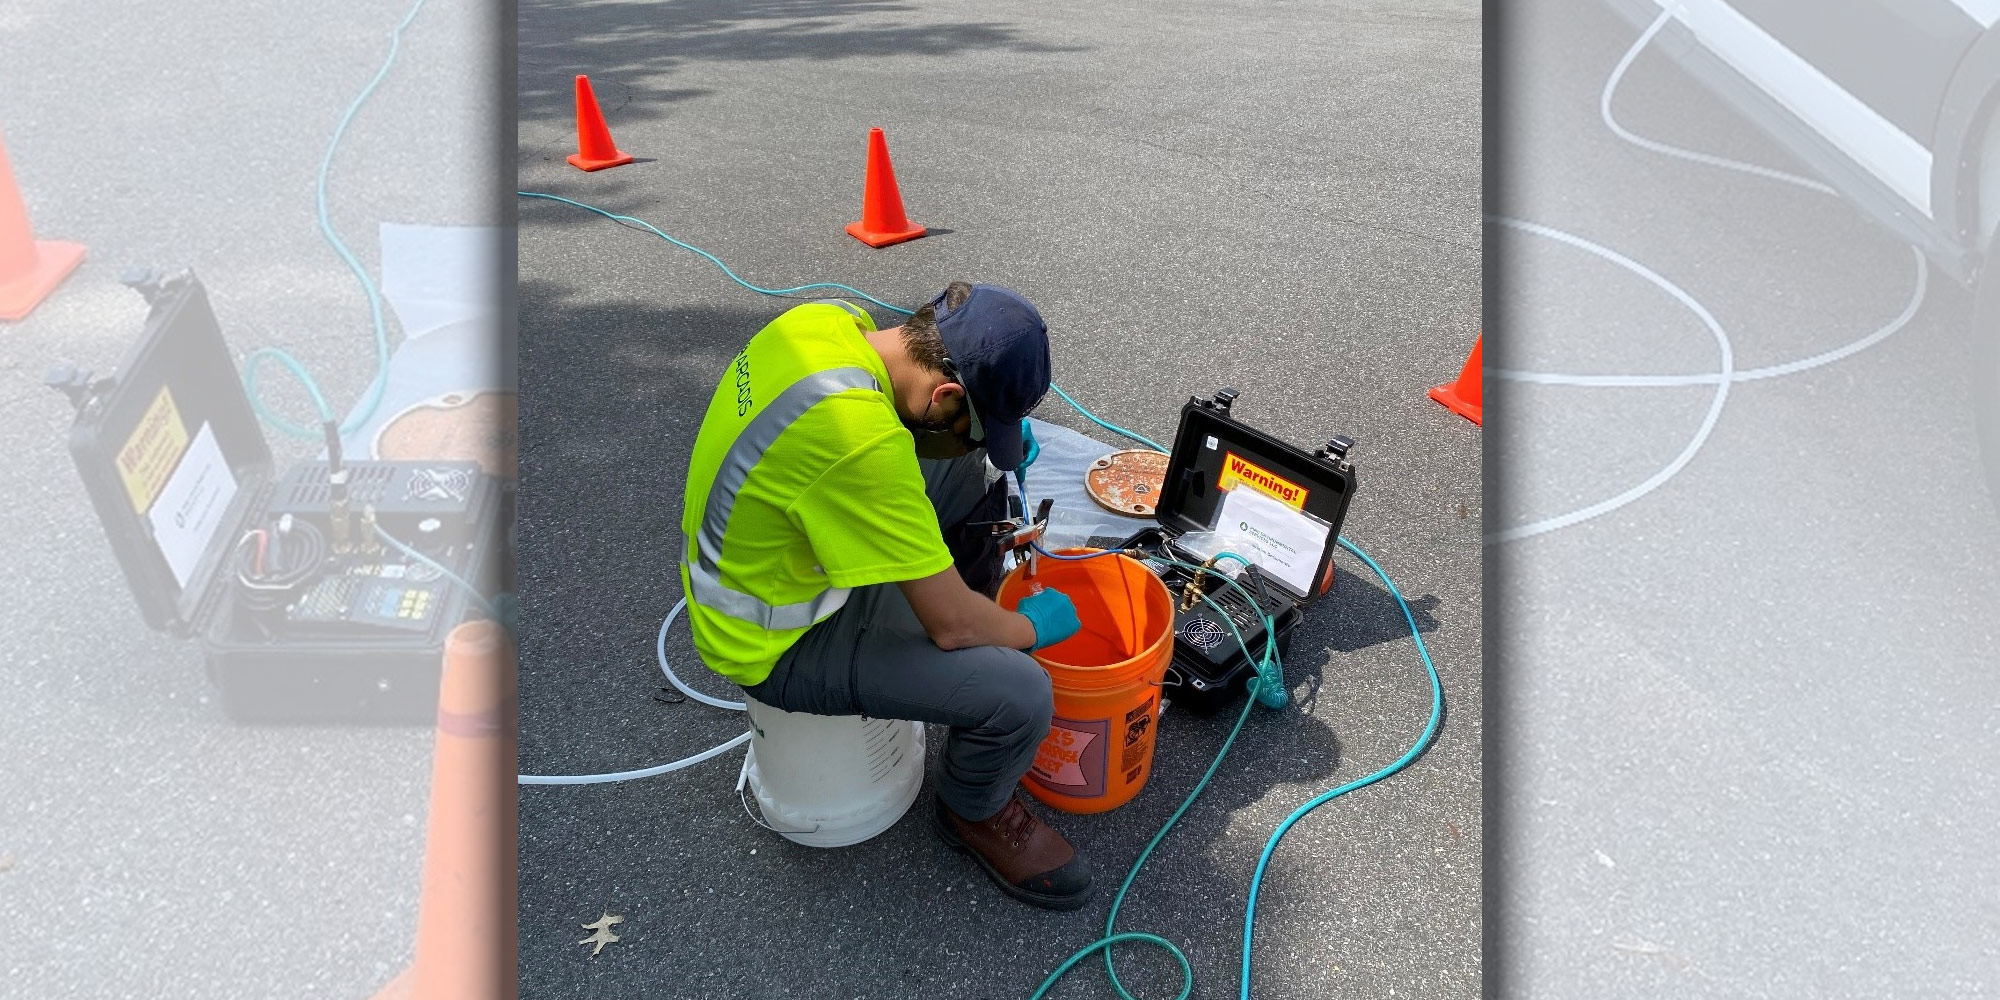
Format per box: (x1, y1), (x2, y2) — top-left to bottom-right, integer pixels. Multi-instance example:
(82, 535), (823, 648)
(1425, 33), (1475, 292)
(932, 381), (966, 408)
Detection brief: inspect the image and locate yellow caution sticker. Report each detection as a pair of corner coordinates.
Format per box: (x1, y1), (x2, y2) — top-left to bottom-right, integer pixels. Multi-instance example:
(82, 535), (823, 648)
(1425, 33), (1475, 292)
(117, 387), (190, 514)
(1216, 451), (1308, 510)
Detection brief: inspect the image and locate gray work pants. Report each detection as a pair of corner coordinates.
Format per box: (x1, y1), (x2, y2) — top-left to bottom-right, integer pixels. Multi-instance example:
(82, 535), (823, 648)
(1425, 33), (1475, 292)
(742, 453), (1052, 822)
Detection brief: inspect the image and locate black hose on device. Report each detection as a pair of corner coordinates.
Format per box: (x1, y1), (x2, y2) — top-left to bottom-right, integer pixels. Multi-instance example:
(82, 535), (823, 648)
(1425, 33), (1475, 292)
(235, 515), (328, 613)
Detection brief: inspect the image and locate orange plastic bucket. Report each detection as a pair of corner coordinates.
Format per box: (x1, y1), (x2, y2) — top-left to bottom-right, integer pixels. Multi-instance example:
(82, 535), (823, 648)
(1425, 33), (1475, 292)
(996, 549), (1175, 814)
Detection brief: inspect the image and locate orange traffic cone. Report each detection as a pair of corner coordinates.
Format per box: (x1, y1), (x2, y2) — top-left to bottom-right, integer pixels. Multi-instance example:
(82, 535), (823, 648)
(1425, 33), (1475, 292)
(845, 127), (926, 248)
(566, 75), (634, 172)
(0, 130), (85, 322)
(367, 621), (517, 1000)
(1429, 335), (1482, 425)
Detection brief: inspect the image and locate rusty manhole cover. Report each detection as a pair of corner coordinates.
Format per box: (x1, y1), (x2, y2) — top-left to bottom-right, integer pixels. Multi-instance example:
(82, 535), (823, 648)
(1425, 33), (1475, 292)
(1085, 449), (1169, 517)
(373, 390), (517, 480)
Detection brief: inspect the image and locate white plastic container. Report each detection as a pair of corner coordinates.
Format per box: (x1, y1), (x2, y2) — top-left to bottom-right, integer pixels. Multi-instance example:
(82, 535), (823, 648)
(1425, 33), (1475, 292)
(740, 697), (925, 848)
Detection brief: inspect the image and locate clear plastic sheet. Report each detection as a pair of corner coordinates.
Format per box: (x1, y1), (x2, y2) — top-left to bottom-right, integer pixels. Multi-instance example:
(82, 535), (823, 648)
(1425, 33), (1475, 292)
(1013, 418), (1159, 549)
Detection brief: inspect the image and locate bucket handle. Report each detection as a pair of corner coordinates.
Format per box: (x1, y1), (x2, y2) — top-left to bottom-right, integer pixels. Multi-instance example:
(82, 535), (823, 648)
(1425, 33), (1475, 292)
(737, 745), (823, 837)
(739, 783), (823, 836)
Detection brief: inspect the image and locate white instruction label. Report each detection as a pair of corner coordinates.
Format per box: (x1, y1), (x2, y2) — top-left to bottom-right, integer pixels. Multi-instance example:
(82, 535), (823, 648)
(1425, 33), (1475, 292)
(147, 423), (237, 589)
(1217, 486), (1329, 595)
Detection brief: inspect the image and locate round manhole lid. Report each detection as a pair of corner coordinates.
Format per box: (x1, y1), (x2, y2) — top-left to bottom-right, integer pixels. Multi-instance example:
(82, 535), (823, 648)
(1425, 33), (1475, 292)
(1085, 449), (1170, 518)
(373, 390), (517, 480)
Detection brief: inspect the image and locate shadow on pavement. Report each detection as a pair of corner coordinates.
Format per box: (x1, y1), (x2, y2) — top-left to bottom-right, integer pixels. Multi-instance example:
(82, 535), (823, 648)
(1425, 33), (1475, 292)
(518, 0), (1086, 129)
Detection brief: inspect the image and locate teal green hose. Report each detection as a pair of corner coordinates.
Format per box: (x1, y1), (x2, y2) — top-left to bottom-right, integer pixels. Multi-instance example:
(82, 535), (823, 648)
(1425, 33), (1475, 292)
(1238, 535), (1443, 999)
(1047, 383), (1168, 453)
(517, 190), (1176, 455)
(518, 191), (913, 315)
(245, 0), (430, 439)
(1026, 542), (1442, 999)
(1033, 692), (1257, 1000)
(518, 193), (1448, 999)
(1027, 543), (1277, 1000)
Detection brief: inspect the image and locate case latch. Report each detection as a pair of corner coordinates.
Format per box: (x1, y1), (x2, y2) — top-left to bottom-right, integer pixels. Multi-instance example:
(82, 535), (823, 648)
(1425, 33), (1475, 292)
(1209, 387), (1239, 413)
(120, 265), (172, 306)
(44, 361), (110, 413)
(1315, 435), (1356, 470)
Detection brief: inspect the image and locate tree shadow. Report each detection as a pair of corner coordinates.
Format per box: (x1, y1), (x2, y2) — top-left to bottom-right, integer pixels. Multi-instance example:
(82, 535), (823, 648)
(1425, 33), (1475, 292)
(512, 186), (962, 283)
(511, 282), (766, 712)
(519, 0), (1088, 128)
(1323, 562), (1443, 655)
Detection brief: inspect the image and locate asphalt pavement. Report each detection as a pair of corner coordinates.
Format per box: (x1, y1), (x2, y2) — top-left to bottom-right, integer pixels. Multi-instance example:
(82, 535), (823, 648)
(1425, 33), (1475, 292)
(0, 0), (499, 996)
(516, 2), (1481, 999)
(1491, 3), (2000, 996)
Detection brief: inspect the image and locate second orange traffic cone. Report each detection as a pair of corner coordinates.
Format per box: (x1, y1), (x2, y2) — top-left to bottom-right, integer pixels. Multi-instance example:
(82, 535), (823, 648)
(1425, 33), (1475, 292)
(0, 129), (85, 322)
(566, 75), (634, 172)
(1429, 334), (1482, 426)
(366, 621), (517, 1000)
(845, 127), (926, 248)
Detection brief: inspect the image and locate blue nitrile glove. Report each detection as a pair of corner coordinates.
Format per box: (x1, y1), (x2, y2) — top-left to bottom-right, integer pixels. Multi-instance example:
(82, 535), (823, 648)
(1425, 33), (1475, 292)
(1018, 586), (1081, 650)
(1014, 418), (1040, 495)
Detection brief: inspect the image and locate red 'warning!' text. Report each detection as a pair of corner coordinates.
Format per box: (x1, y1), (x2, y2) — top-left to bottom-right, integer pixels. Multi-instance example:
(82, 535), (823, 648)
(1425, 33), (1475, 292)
(1216, 452), (1308, 510)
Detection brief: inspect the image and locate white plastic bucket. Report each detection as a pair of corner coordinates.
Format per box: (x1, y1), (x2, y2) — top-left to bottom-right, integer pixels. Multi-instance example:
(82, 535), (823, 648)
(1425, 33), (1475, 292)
(740, 697), (925, 848)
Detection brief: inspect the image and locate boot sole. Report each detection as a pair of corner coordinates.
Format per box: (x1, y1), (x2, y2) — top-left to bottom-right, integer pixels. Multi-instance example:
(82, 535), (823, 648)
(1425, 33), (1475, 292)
(931, 803), (1094, 912)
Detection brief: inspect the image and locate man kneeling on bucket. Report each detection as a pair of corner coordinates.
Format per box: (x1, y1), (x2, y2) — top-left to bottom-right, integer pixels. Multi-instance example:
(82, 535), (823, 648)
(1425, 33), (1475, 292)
(679, 282), (1093, 910)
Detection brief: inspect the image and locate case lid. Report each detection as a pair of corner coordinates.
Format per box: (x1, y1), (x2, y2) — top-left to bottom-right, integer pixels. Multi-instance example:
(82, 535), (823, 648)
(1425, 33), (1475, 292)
(61, 272), (273, 635)
(1153, 388), (1357, 601)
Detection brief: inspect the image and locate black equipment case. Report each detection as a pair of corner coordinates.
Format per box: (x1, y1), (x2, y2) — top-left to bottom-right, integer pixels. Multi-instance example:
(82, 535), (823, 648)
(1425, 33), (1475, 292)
(1118, 388), (1357, 708)
(50, 270), (504, 724)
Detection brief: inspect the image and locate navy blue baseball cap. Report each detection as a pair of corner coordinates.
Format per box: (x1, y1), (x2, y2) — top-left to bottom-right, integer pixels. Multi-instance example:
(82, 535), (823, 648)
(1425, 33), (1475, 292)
(929, 284), (1051, 471)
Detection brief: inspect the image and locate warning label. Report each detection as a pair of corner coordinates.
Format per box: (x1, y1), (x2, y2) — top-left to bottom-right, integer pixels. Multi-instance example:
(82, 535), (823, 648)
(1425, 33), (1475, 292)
(1029, 716), (1109, 798)
(1124, 699), (1153, 726)
(1121, 698), (1156, 773)
(1217, 452), (1307, 510)
(118, 388), (190, 513)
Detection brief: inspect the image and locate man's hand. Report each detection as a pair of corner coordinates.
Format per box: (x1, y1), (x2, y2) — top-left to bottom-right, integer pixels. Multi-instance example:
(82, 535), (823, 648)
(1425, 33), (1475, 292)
(1016, 587), (1082, 650)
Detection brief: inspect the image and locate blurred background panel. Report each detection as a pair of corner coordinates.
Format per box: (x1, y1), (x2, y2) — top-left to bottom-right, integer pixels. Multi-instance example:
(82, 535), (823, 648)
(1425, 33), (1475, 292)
(1490, 1), (2000, 995)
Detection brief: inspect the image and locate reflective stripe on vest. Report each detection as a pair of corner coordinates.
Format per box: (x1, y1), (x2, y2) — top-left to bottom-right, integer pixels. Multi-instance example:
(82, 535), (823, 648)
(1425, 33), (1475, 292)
(683, 366), (881, 631)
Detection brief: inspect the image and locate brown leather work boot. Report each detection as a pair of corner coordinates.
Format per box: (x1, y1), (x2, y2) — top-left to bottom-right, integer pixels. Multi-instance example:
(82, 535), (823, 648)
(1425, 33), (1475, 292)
(933, 792), (1094, 911)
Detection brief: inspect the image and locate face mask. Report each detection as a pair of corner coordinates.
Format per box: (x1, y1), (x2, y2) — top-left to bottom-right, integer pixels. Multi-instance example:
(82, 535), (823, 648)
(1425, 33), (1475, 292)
(905, 399), (975, 460)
